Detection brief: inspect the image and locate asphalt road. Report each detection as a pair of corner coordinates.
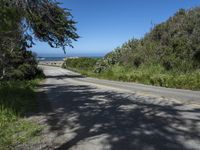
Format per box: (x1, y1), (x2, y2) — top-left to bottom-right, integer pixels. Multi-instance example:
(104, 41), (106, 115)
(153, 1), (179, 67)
(36, 65), (200, 150)
(42, 65), (200, 104)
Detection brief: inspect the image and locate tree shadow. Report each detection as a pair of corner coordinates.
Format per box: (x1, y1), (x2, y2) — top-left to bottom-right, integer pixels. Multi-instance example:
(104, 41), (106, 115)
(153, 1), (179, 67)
(45, 74), (85, 80)
(37, 83), (200, 150)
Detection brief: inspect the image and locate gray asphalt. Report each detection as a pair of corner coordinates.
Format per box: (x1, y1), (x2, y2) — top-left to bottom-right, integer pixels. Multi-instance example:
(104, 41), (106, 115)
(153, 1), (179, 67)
(36, 65), (200, 150)
(42, 65), (200, 104)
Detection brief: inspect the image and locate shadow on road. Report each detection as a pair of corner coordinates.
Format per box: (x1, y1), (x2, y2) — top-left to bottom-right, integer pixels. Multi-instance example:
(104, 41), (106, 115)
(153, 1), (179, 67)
(37, 83), (200, 150)
(45, 74), (85, 80)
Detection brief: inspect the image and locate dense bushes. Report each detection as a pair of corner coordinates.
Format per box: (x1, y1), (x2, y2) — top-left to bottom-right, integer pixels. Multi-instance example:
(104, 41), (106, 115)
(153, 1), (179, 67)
(95, 7), (200, 73)
(69, 7), (200, 90)
(62, 57), (100, 71)
(62, 7), (200, 90)
(64, 61), (200, 90)
(1, 49), (44, 81)
(96, 65), (200, 90)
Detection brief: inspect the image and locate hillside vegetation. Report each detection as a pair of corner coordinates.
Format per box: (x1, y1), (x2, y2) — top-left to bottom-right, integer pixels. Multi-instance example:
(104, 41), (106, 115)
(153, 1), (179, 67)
(63, 8), (200, 90)
(62, 57), (100, 72)
(0, 80), (43, 149)
(96, 8), (200, 73)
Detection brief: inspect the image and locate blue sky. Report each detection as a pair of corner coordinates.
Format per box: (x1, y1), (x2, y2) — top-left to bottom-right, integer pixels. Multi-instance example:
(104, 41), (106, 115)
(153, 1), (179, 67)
(32, 0), (200, 56)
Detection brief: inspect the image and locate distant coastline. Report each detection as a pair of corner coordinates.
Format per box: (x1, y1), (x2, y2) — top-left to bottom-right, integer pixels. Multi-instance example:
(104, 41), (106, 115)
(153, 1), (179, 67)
(37, 52), (104, 56)
(36, 53), (104, 61)
(37, 57), (65, 61)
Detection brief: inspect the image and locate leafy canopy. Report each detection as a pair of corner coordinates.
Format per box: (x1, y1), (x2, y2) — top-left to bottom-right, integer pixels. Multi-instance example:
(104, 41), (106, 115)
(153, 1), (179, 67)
(0, 0), (79, 80)
(0, 0), (79, 52)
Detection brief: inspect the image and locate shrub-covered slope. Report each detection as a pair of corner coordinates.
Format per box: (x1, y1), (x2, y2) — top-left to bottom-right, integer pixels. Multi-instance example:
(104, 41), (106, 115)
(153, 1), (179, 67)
(62, 57), (100, 71)
(62, 8), (200, 90)
(95, 8), (200, 73)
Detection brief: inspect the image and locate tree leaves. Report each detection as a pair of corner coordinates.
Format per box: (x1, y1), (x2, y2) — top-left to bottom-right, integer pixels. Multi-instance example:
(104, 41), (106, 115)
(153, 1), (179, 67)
(0, 0), (79, 79)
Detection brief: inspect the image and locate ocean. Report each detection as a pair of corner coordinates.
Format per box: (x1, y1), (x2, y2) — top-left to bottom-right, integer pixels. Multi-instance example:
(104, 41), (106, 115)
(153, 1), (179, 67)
(36, 53), (104, 61)
(37, 57), (65, 61)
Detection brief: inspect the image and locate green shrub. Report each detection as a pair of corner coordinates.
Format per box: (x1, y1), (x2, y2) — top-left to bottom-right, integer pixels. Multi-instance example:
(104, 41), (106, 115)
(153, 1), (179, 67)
(67, 63), (200, 90)
(62, 57), (100, 71)
(94, 7), (200, 74)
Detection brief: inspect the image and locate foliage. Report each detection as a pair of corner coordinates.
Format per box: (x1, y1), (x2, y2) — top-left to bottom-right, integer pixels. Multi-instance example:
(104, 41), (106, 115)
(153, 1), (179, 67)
(64, 60), (200, 90)
(95, 7), (200, 73)
(0, 0), (78, 80)
(64, 7), (200, 90)
(97, 65), (200, 90)
(62, 57), (100, 71)
(2, 49), (45, 80)
(0, 80), (39, 114)
(61, 7), (200, 90)
(0, 80), (43, 149)
(0, 0), (79, 51)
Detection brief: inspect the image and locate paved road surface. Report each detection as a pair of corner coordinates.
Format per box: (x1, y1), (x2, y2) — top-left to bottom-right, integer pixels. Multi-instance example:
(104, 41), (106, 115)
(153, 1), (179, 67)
(34, 65), (200, 150)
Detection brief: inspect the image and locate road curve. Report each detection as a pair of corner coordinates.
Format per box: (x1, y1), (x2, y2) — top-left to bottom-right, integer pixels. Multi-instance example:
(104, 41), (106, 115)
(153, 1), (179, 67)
(41, 65), (200, 104)
(36, 65), (200, 150)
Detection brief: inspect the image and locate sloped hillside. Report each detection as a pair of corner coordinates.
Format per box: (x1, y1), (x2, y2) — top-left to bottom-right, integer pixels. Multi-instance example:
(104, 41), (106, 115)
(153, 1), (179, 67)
(63, 7), (200, 90)
(95, 8), (200, 73)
